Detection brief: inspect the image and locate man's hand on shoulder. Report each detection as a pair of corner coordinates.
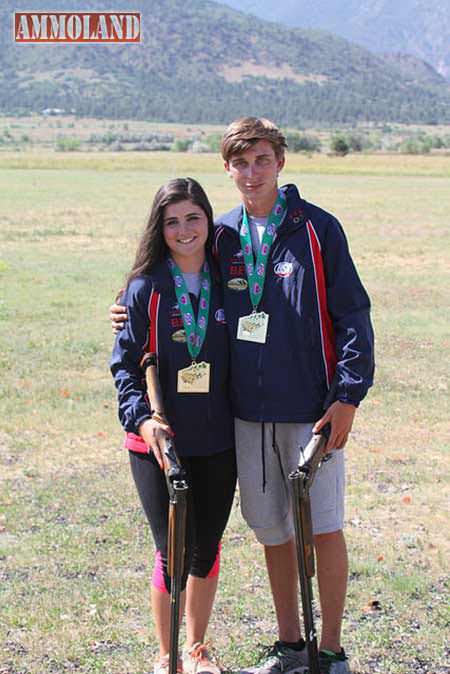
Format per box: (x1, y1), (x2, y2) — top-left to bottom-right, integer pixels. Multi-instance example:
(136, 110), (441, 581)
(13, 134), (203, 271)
(110, 289), (128, 334)
(314, 400), (356, 453)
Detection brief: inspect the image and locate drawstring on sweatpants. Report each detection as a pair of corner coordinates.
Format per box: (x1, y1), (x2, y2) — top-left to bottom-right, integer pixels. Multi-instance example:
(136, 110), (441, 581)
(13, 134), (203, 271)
(261, 423), (266, 492)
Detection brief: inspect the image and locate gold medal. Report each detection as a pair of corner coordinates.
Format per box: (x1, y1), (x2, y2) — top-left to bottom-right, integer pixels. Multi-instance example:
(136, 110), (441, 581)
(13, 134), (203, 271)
(237, 311), (269, 344)
(177, 361), (210, 393)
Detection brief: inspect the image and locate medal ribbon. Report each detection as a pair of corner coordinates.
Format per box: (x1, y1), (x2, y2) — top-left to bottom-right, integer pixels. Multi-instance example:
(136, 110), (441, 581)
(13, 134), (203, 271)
(168, 258), (211, 362)
(240, 190), (287, 311)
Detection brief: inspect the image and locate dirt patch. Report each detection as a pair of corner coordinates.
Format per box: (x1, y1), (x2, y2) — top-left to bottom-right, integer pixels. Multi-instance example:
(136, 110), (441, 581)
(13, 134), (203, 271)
(220, 61), (328, 85)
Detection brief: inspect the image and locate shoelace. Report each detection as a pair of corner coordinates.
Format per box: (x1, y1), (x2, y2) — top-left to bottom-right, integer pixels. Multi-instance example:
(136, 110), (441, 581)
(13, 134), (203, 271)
(189, 643), (209, 662)
(255, 643), (283, 664)
(187, 642), (223, 672)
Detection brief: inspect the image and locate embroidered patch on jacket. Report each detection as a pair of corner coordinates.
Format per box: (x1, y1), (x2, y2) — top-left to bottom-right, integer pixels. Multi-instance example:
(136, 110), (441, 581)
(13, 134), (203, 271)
(170, 303), (183, 329)
(215, 308), (226, 323)
(227, 278), (248, 291)
(171, 329), (186, 343)
(274, 261), (294, 277)
(229, 252), (245, 278)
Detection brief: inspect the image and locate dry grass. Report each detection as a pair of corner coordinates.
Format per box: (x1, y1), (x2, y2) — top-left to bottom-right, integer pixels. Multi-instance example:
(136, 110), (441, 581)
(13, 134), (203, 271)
(0, 152), (449, 674)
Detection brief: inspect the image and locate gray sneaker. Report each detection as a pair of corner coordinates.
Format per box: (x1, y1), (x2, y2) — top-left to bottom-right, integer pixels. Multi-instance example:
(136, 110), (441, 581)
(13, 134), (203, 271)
(239, 642), (309, 674)
(318, 649), (350, 674)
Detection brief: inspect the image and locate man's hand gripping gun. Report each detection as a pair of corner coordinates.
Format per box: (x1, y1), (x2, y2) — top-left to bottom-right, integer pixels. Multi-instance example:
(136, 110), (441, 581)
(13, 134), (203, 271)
(288, 424), (331, 674)
(142, 353), (189, 674)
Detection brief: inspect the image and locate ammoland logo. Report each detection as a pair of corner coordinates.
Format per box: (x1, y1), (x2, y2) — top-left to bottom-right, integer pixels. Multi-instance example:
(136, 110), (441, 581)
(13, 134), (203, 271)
(14, 12), (141, 43)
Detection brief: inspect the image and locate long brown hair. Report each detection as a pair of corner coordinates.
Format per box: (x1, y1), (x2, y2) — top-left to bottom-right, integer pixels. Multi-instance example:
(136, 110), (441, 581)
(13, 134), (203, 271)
(127, 177), (214, 285)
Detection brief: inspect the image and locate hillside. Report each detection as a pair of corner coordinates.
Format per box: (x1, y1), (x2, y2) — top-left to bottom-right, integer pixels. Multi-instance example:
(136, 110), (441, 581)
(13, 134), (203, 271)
(1, 0), (450, 125)
(218, 0), (450, 81)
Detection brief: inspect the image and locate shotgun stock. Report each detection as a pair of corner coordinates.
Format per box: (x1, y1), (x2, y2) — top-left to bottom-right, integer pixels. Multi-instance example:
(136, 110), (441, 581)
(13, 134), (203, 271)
(142, 352), (188, 674)
(289, 424), (331, 674)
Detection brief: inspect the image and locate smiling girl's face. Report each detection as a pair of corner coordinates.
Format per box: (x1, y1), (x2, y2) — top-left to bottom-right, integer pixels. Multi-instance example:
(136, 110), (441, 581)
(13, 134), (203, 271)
(163, 199), (209, 271)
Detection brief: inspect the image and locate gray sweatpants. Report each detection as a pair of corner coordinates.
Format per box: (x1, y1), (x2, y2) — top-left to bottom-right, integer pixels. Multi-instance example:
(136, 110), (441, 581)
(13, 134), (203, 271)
(235, 419), (345, 546)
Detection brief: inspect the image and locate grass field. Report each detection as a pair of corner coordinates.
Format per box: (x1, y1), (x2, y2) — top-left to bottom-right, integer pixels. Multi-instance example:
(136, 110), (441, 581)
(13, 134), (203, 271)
(1, 152), (449, 674)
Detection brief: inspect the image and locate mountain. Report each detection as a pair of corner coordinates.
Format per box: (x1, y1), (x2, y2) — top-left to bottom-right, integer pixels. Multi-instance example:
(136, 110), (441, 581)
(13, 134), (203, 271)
(217, 0), (450, 81)
(1, 0), (450, 125)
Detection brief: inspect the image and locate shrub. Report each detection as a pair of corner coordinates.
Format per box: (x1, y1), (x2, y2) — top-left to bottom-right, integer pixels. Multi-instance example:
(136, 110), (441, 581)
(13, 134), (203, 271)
(56, 137), (82, 152)
(101, 131), (118, 145)
(430, 135), (444, 149)
(347, 134), (363, 152)
(286, 132), (321, 153)
(330, 135), (349, 156)
(172, 139), (191, 152)
(399, 138), (431, 155)
(190, 140), (210, 153)
(204, 134), (222, 152)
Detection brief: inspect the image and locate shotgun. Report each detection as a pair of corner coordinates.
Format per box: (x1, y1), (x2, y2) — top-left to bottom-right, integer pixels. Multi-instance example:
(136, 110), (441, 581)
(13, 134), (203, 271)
(142, 352), (188, 674)
(288, 424), (331, 674)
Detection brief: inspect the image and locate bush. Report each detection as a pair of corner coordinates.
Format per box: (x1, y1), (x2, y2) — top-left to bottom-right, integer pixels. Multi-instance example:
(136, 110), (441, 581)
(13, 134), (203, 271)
(347, 134), (363, 152)
(172, 139), (191, 152)
(430, 135), (444, 149)
(286, 132), (321, 153)
(190, 140), (210, 153)
(56, 137), (82, 152)
(101, 131), (118, 145)
(400, 138), (431, 155)
(204, 133), (222, 152)
(330, 135), (349, 156)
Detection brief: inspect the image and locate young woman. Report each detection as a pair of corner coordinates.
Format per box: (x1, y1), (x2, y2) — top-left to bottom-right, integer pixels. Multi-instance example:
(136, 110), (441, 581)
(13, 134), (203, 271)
(110, 178), (236, 674)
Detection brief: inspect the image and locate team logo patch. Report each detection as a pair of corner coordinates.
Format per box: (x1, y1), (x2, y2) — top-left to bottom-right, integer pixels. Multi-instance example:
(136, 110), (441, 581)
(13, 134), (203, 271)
(171, 329), (186, 343)
(227, 278), (248, 291)
(215, 308), (226, 323)
(274, 261), (294, 278)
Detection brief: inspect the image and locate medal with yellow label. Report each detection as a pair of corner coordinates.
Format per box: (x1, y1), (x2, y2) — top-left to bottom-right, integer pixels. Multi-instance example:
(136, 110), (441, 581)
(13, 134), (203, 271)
(237, 311), (269, 343)
(177, 361), (211, 393)
(237, 191), (287, 343)
(168, 258), (211, 393)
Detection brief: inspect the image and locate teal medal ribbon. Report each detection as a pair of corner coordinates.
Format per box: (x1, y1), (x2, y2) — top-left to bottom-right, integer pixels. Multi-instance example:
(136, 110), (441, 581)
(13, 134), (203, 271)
(167, 258), (211, 362)
(240, 190), (287, 311)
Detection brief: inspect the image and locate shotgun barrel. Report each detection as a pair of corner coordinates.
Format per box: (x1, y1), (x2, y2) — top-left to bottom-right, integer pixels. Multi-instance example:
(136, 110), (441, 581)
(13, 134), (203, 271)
(142, 352), (188, 674)
(289, 424), (331, 674)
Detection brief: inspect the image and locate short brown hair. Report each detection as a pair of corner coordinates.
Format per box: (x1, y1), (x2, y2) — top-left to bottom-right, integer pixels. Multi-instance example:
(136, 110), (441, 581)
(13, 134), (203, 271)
(221, 117), (287, 162)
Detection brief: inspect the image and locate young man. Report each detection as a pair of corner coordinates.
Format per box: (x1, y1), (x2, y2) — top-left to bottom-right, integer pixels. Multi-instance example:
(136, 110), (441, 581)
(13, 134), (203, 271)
(111, 118), (374, 674)
(214, 118), (374, 674)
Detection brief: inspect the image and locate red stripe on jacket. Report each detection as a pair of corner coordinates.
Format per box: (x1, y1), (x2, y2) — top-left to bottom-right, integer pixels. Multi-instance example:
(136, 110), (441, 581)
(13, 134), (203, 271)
(306, 221), (337, 388)
(124, 289), (161, 454)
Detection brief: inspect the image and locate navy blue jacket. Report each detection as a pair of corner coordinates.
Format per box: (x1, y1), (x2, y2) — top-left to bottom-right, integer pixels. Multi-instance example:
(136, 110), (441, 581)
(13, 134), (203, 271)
(110, 257), (234, 456)
(214, 184), (375, 423)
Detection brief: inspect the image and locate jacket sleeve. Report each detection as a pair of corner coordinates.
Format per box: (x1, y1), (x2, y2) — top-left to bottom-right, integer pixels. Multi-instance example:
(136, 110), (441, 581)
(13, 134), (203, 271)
(322, 216), (375, 407)
(110, 277), (153, 434)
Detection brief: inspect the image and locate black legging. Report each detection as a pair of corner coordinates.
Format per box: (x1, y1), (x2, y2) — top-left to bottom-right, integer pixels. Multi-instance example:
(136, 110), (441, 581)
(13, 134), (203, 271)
(129, 447), (237, 593)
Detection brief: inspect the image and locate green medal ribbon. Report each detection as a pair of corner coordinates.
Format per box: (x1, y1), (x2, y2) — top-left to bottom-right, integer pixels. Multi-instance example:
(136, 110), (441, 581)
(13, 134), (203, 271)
(168, 258), (211, 362)
(240, 190), (287, 311)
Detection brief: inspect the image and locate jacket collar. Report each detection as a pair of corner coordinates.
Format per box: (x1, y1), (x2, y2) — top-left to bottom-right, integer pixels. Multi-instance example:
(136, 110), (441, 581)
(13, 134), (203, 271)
(216, 184), (307, 236)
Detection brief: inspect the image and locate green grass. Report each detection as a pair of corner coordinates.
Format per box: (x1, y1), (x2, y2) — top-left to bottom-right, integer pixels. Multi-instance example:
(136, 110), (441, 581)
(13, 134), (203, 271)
(1, 152), (449, 674)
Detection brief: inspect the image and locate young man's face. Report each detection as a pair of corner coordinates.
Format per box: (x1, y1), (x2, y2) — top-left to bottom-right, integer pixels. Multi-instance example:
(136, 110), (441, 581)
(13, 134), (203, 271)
(224, 139), (285, 206)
